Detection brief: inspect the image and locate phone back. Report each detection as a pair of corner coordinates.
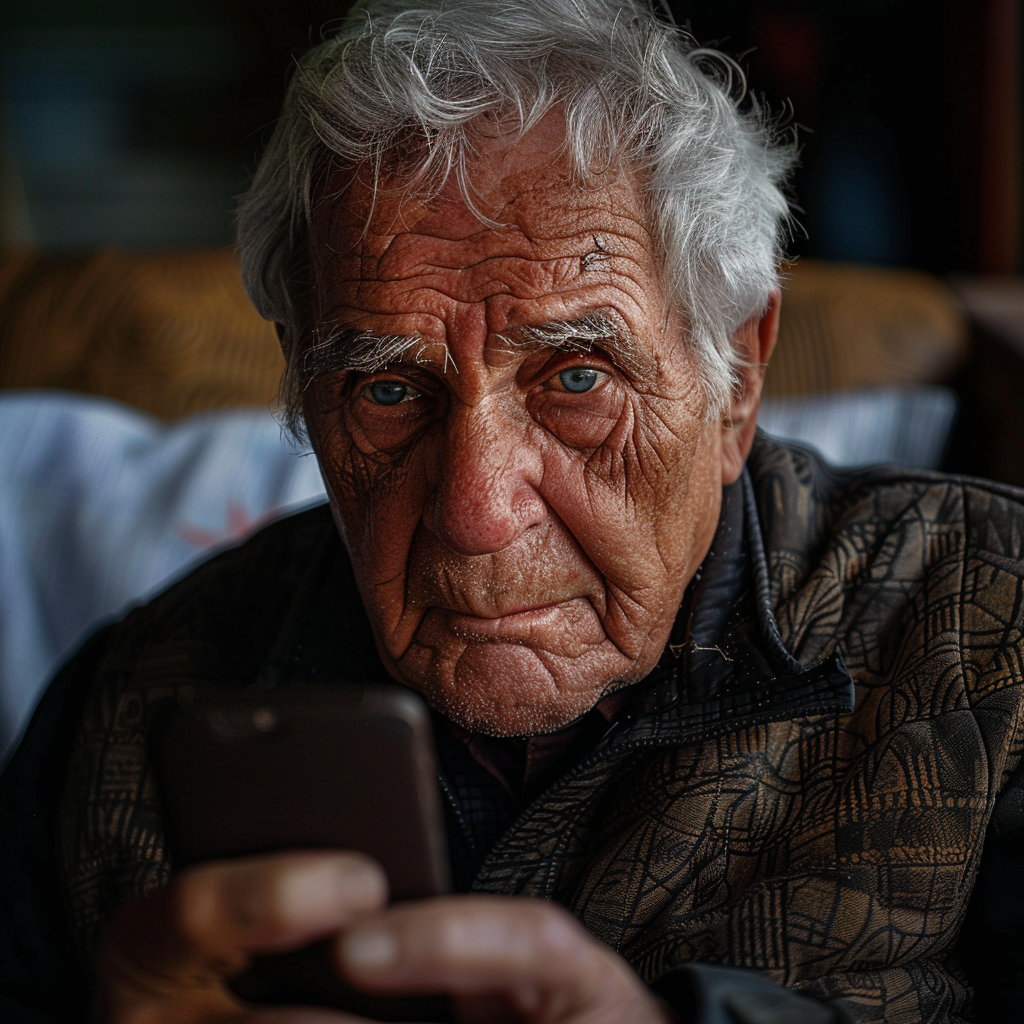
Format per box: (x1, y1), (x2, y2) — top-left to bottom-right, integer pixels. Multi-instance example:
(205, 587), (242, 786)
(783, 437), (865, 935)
(154, 684), (450, 900)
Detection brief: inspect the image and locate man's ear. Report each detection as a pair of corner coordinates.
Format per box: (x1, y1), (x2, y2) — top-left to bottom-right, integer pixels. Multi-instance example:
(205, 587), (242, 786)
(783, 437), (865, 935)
(719, 288), (781, 485)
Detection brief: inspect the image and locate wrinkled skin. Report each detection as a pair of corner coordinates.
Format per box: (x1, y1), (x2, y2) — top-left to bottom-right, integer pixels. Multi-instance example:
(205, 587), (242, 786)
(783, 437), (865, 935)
(304, 113), (778, 736)
(94, 116), (778, 1023)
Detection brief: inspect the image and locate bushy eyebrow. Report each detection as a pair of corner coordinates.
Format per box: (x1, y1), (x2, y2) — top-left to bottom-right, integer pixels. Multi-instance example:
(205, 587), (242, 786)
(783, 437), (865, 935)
(296, 311), (656, 388)
(297, 327), (438, 390)
(494, 313), (655, 381)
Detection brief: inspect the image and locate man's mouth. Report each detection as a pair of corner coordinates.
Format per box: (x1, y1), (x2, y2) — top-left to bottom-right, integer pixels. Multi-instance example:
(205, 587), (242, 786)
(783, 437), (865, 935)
(437, 598), (598, 643)
(447, 602), (557, 636)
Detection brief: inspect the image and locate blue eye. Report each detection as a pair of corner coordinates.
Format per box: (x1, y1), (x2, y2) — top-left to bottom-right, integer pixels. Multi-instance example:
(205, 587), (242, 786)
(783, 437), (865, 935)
(558, 368), (600, 393)
(365, 381), (415, 406)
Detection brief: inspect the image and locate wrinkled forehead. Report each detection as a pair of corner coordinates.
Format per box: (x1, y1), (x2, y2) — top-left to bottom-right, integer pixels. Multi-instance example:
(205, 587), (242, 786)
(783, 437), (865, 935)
(306, 115), (656, 270)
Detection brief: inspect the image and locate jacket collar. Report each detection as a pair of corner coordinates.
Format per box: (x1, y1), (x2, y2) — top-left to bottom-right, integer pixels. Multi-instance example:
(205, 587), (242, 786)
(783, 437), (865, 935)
(610, 465), (855, 749)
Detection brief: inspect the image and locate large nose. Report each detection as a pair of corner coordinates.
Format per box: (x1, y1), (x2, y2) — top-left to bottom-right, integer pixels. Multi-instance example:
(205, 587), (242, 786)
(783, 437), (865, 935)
(426, 402), (547, 556)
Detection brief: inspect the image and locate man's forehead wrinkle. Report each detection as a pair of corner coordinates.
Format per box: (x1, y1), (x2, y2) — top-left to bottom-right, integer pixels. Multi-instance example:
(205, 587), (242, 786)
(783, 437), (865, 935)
(324, 264), (556, 313)
(315, 199), (656, 312)
(372, 210), (650, 269)
(356, 251), (652, 311)
(315, 300), (450, 343)
(315, 255), (659, 348)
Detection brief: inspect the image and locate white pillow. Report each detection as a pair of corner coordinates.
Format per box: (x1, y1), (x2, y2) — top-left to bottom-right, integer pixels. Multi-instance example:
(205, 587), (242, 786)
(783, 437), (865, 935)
(0, 391), (326, 766)
(759, 386), (958, 470)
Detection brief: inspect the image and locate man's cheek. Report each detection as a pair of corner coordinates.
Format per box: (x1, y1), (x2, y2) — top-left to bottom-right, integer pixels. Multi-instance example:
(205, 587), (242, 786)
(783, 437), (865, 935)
(579, 393), (699, 510)
(527, 388), (622, 449)
(317, 435), (432, 575)
(544, 396), (709, 582)
(312, 399), (426, 502)
(318, 437), (407, 521)
(617, 396), (717, 526)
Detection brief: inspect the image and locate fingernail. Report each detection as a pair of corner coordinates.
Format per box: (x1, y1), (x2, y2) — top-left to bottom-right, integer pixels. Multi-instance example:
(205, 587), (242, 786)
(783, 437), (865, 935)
(342, 926), (398, 970)
(337, 858), (387, 894)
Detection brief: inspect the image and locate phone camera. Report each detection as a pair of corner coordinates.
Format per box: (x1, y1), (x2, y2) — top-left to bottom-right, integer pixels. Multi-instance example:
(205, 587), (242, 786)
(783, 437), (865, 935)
(251, 707), (278, 733)
(203, 706), (282, 741)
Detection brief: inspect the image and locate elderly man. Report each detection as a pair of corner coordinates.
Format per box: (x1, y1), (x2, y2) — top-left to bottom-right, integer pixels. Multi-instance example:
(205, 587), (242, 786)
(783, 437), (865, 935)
(2, 1), (1024, 1021)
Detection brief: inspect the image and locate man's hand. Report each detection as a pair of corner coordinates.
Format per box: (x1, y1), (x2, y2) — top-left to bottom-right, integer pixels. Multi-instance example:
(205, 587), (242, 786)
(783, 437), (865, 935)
(94, 851), (673, 1023)
(94, 851), (387, 1022)
(336, 892), (672, 1024)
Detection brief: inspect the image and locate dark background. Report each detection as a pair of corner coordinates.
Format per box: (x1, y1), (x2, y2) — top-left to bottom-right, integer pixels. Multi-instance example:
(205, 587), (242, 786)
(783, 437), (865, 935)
(1, 0), (1020, 270)
(683, 0), (1021, 276)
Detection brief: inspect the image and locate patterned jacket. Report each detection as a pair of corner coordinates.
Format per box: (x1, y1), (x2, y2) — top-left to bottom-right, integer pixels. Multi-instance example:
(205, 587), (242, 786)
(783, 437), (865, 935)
(3, 434), (1024, 1023)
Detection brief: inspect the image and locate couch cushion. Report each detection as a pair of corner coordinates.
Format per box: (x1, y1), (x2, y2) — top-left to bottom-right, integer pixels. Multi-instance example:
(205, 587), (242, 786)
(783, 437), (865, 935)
(0, 248), (283, 418)
(766, 260), (967, 396)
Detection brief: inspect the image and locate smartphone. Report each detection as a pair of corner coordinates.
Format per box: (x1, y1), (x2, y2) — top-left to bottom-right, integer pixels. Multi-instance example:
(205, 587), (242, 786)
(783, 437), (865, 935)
(153, 682), (452, 1021)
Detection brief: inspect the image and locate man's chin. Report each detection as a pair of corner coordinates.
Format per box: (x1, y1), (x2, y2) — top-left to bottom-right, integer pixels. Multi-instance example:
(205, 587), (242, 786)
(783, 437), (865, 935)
(395, 638), (634, 738)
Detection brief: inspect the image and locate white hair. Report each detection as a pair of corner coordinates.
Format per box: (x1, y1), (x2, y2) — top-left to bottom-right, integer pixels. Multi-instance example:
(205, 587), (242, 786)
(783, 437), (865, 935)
(236, 0), (795, 427)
